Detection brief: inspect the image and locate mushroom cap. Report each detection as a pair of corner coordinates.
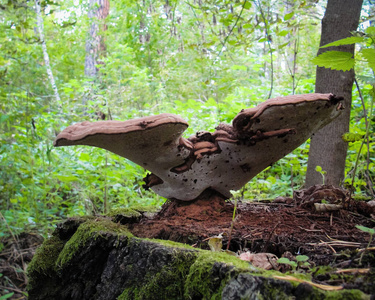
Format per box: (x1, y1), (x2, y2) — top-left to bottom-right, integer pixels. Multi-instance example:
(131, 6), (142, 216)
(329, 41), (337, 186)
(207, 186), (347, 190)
(54, 114), (190, 174)
(54, 93), (343, 201)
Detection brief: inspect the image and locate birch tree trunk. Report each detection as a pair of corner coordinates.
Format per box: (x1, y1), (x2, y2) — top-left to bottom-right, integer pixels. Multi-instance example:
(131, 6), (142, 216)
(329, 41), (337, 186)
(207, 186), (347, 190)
(34, 0), (61, 103)
(84, 0), (110, 78)
(305, 0), (363, 187)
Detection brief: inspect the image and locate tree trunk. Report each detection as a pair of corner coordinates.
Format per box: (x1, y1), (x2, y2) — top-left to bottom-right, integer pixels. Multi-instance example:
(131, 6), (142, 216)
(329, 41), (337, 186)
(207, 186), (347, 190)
(84, 0), (110, 78)
(34, 0), (61, 104)
(305, 0), (363, 187)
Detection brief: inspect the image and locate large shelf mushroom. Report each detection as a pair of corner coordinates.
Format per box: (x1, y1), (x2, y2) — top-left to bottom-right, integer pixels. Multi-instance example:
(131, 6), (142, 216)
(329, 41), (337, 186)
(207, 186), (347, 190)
(54, 93), (343, 201)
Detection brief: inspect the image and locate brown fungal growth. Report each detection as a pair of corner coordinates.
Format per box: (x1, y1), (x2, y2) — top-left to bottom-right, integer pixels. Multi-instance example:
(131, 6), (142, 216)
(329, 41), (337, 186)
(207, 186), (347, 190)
(54, 93), (343, 201)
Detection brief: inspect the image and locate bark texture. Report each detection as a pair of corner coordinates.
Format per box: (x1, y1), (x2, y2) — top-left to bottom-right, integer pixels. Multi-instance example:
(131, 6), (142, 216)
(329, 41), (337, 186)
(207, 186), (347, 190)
(305, 0), (363, 187)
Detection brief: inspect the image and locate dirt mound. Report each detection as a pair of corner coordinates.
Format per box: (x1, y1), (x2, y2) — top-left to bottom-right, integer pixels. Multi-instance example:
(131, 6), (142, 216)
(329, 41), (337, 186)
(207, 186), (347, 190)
(129, 185), (375, 269)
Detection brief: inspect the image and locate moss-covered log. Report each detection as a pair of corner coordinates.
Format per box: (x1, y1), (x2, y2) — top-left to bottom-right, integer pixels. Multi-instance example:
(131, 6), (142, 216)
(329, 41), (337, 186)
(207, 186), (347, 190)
(27, 217), (368, 300)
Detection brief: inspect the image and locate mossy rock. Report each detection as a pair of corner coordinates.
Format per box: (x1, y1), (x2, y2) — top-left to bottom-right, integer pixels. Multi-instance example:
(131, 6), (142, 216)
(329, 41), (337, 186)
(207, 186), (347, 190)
(27, 217), (370, 300)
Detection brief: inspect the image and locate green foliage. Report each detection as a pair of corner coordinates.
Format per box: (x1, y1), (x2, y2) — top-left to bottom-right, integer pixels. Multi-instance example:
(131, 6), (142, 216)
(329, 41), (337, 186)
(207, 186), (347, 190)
(355, 225), (375, 265)
(315, 165), (326, 185)
(0, 1), (373, 238)
(355, 225), (375, 235)
(312, 25), (375, 196)
(314, 26), (375, 73)
(320, 36), (366, 48)
(277, 255), (311, 271)
(312, 51), (355, 71)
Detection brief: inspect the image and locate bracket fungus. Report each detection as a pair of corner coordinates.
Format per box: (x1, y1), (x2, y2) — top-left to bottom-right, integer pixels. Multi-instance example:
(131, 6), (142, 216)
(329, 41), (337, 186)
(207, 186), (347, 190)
(54, 93), (343, 201)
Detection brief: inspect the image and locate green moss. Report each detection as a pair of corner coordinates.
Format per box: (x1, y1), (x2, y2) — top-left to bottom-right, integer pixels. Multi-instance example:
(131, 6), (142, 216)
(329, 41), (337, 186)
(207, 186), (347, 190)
(127, 251), (197, 300)
(118, 287), (140, 300)
(27, 235), (65, 276)
(144, 238), (198, 251)
(106, 208), (142, 219)
(117, 238), (198, 300)
(56, 218), (132, 267)
(130, 204), (161, 214)
(322, 289), (369, 300)
(185, 251), (254, 300)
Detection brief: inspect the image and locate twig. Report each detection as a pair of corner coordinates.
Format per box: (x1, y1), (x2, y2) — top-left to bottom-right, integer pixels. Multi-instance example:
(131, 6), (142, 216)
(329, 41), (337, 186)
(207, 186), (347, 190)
(0, 285), (25, 294)
(216, 0), (247, 60)
(262, 222), (280, 252)
(335, 268), (370, 274)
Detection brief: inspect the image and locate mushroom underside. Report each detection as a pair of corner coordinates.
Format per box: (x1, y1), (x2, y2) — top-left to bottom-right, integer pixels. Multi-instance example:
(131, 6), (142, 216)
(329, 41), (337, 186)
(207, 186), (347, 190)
(54, 93), (343, 201)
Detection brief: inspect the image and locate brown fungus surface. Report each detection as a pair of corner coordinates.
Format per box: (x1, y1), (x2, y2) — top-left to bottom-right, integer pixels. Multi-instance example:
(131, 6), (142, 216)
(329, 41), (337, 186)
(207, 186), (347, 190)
(54, 93), (343, 201)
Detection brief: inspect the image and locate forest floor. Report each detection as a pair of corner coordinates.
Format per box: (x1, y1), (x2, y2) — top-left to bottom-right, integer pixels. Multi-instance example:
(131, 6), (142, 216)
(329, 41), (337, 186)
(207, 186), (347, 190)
(1, 184), (375, 298)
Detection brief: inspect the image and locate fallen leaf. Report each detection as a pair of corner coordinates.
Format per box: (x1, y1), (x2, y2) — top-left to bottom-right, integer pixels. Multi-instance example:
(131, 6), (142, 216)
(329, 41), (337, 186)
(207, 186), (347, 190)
(239, 252), (278, 270)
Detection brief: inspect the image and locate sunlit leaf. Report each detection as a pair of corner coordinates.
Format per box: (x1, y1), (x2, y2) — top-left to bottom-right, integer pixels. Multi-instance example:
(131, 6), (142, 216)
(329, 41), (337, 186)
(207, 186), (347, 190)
(312, 51), (354, 71)
(320, 36), (365, 48)
(231, 65), (247, 71)
(243, 1), (252, 9)
(342, 132), (363, 143)
(284, 12), (294, 21)
(277, 30), (289, 37)
(57, 175), (79, 182)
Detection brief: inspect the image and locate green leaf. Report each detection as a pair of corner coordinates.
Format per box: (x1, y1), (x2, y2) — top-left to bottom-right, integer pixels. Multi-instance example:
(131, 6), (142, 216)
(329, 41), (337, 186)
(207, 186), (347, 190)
(79, 153), (91, 161)
(277, 257), (291, 264)
(243, 24), (252, 29)
(277, 257), (297, 267)
(365, 26), (375, 36)
(315, 165), (322, 172)
(243, 1), (252, 9)
(320, 36), (365, 48)
(278, 42), (290, 49)
(361, 49), (375, 72)
(296, 255), (309, 262)
(277, 30), (289, 37)
(57, 175), (79, 182)
(312, 51), (354, 71)
(342, 132), (363, 143)
(0, 114), (9, 123)
(355, 225), (375, 235)
(0, 293), (15, 300)
(284, 12), (294, 21)
(231, 65), (247, 71)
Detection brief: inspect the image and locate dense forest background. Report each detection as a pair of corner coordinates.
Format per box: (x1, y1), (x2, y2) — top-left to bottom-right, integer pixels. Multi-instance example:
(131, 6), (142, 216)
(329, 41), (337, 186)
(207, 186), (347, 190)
(0, 0), (374, 238)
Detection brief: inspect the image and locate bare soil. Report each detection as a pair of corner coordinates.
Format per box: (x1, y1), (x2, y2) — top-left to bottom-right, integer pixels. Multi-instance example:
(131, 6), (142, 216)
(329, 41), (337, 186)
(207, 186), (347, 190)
(130, 186), (375, 259)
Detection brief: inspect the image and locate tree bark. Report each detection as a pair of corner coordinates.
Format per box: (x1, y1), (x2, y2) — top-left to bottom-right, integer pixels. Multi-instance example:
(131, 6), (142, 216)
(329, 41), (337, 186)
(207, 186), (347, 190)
(34, 0), (61, 103)
(84, 0), (110, 78)
(305, 0), (363, 187)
